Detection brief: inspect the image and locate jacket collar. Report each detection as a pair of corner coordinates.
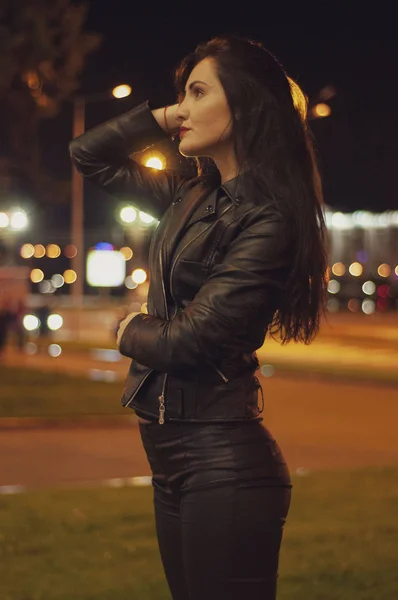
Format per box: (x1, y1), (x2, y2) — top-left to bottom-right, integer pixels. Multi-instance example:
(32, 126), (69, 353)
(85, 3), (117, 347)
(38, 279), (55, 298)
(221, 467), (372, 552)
(185, 170), (253, 228)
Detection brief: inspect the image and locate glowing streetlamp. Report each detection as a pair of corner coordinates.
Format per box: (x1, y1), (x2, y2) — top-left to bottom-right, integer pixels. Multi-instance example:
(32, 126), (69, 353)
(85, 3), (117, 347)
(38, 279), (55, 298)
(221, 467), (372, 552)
(112, 84), (132, 99)
(312, 103), (332, 118)
(71, 84), (132, 315)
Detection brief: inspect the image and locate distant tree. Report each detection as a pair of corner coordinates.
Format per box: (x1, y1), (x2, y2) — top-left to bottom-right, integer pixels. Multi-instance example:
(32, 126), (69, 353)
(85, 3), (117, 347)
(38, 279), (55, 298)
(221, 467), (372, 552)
(0, 0), (101, 206)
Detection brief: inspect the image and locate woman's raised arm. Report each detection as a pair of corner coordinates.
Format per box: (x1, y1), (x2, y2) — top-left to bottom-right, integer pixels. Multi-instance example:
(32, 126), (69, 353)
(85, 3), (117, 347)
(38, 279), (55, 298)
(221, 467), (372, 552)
(69, 101), (185, 220)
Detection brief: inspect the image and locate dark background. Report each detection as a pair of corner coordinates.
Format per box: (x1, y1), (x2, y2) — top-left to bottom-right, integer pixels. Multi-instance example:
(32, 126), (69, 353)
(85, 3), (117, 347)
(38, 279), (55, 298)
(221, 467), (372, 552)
(39, 2), (398, 227)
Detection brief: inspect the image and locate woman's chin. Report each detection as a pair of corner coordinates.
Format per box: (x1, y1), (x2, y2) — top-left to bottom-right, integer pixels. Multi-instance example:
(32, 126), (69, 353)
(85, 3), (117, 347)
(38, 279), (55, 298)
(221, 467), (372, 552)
(178, 139), (200, 158)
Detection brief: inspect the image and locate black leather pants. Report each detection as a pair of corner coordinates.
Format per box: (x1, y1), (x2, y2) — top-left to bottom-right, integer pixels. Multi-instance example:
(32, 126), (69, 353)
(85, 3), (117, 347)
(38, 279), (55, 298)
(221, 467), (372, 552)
(138, 418), (292, 600)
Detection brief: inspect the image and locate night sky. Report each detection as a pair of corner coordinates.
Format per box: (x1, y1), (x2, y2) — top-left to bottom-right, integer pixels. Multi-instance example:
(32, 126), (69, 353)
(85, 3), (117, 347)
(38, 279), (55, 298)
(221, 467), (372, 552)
(40, 1), (398, 231)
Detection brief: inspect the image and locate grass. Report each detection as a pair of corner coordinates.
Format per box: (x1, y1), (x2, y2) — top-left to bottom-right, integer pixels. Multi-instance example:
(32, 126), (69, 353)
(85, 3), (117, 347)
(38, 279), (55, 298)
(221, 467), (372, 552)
(0, 466), (397, 599)
(0, 366), (126, 418)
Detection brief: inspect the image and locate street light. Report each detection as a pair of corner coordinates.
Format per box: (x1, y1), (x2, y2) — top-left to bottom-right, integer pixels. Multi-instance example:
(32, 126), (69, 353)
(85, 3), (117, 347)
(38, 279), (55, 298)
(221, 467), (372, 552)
(70, 85), (132, 317)
(112, 84), (132, 99)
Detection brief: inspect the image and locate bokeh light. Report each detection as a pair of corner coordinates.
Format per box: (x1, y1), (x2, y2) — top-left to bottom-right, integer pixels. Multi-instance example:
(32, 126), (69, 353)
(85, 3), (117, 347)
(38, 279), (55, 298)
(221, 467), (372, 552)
(120, 247), (133, 261)
(313, 103), (331, 118)
(139, 211), (155, 224)
(23, 315), (40, 331)
(327, 279), (340, 294)
(348, 299), (360, 312)
(48, 344), (62, 357)
(25, 342), (37, 355)
(125, 276), (138, 289)
(327, 298), (340, 312)
(331, 262), (346, 276)
(63, 269), (77, 284)
(120, 206), (137, 223)
(362, 299), (375, 314)
(46, 244), (61, 258)
(47, 314), (63, 331)
(10, 210), (28, 230)
(362, 281), (376, 295)
(51, 274), (65, 288)
(30, 268), (44, 283)
(39, 280), (55, 294)
(378, 264), (391, 277)
(377, 284), (390, 299)
(132, 268), (147, 284)
(64, 245), (77, 259)
(34, 244), (46, 258)
(20, 243), (35, 259)
(349, 262), (363, 277)
(145, 157), (163, 170)
(0, 213), (9, 228)
(112, 84), (132, 99)
(260, 364), (275, 378)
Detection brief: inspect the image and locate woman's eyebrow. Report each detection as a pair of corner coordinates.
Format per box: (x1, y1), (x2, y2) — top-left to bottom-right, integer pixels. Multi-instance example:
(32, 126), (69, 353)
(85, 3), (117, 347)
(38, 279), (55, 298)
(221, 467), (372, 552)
(185, 80), (210, 92)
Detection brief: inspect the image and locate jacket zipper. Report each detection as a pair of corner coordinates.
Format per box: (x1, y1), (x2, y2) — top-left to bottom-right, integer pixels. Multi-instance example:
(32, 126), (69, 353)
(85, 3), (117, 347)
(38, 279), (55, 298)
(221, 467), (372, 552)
(169, 204), (234, 384)
(124, 369), (154, 408)
(158, 246), (169, 424)
(158, 375), (167, 424)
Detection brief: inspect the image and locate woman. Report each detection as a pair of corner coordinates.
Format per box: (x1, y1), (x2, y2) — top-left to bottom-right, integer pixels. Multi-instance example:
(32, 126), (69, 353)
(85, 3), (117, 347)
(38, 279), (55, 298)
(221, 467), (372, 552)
(70, 34), (329, 600)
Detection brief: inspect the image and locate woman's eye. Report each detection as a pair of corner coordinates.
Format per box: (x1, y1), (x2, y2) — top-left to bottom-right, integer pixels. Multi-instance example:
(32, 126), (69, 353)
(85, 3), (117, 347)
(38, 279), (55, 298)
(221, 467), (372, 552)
(193, 88), (204, 98)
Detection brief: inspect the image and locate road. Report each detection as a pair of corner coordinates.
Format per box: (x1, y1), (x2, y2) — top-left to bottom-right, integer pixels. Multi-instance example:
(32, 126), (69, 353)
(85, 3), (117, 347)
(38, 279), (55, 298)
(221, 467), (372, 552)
(1, 374), (398, 490)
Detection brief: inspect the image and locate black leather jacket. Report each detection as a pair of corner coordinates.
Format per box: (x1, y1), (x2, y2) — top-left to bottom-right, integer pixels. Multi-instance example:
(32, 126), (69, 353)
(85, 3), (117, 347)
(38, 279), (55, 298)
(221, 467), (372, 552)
(70, 101), (293, 423)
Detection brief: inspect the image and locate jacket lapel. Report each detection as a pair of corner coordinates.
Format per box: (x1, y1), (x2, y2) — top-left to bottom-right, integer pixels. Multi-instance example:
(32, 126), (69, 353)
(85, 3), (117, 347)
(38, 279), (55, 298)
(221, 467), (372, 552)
(162, 180), (215, 271)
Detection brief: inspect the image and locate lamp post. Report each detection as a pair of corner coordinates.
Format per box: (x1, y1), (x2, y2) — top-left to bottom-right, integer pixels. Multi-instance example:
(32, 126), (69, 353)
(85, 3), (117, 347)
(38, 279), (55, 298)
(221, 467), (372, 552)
(70, 85), (132, 326)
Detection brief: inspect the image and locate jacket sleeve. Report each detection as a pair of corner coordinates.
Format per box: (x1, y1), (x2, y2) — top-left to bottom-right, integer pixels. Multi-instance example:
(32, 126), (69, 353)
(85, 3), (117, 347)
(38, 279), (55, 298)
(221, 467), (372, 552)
(69, 100), (187, 220)
(119, 208), (292, 373)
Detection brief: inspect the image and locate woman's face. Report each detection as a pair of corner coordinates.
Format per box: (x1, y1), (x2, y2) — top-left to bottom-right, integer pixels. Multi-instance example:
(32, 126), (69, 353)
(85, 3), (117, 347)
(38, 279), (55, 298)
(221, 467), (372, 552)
(176, 57), (233, 158)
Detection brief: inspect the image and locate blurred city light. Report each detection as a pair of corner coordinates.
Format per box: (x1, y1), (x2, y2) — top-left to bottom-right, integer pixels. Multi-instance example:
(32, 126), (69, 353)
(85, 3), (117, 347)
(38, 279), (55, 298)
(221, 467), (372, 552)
(132, 268), (147, 284)
(51, 274), (65, 288)
(377, 284), (390, 299)
(260, 364), (275, 377)
(327, 298), (340, 312)
(25, 342), (37, 355)
(39, 280), (55, 294)
(48, 344), (62, 357)
(120, 206), (137, 223)
(30, 268), (44, 283)
(64, 269), (77, 284)
(139, 211), (155, 224)
(348, 299), (360, 312)
(331, 212), (352, 230)
(327, 279), (340, 294)
(112, 84), (132, 99)
(95, 242), (114, 251)
(349, 262), (363, 277)
(87, 250), (126, 287)
(64, 244), (77, 258)
(0, 213), (9, 228)
(332, 262), (346, 276)
(378, 264), (391, 277)
(34, 244), (46, 258)
(125, 276), (138, 289)
(47, 314), (63, 331)
(20, 243), (35, 258)
(145, 157), (163, 170)
(46, 244), (61, 258)
(362, 281), (376, 295)
(120, 247), (133, 260)
(23, 314), (40, 331)
(362, 299), (376, 314)
(313, 103), (331, 118)
(9, 210), (28, 230)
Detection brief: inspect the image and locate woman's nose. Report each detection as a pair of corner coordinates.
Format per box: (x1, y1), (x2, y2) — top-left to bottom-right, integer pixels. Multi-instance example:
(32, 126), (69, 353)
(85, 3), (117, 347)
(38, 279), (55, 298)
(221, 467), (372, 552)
(175, 102), (188, 122)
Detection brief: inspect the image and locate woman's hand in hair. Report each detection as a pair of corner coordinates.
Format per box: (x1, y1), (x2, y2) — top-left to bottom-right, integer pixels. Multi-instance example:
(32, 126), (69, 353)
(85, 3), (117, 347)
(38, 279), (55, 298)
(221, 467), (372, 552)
(151, 104), (181, 135)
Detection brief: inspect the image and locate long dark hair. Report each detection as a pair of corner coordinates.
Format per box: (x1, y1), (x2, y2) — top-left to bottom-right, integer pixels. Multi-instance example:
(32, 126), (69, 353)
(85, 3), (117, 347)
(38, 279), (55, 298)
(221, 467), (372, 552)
(174, 34), (330, 345)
